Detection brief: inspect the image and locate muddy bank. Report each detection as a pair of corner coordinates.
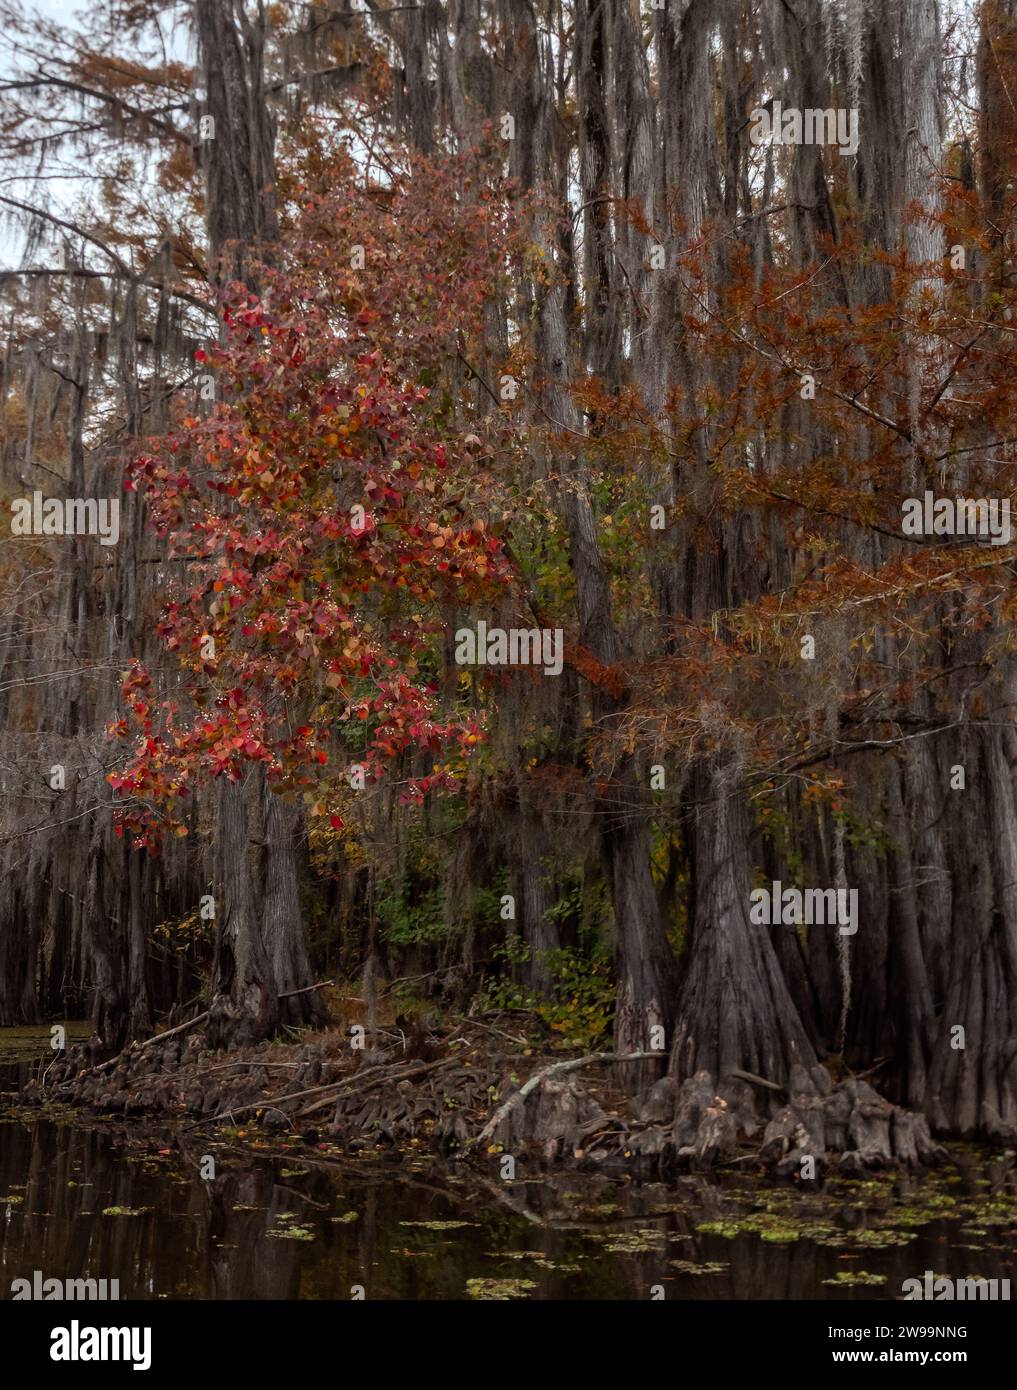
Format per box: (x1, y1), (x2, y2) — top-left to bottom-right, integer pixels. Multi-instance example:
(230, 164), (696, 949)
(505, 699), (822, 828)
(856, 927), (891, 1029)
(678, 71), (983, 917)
(17, 1013), (961, 1178)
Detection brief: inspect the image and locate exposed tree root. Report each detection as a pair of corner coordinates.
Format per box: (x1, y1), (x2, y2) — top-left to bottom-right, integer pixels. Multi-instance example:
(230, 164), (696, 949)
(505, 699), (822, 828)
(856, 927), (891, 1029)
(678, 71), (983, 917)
(19, 1016), (968, 1178)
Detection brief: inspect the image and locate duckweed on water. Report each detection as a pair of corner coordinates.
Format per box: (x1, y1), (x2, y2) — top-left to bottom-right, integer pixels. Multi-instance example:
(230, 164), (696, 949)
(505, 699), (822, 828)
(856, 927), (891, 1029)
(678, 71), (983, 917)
(696, 1210), (835, 1244)
(587, 1228), (667, 1254)
(873, 1194), (957, 1228)
(669, 1260), (728, 1275)
(695, 1220), (743, 1239)
(847, 1228), (918, 1248)
(0, 1023), (90, 1063)
(466, 1277), (537, 1300)
(487, 1250), (584, 1272)
(268, 1211), (317, 1240)
(400, 1219), (477, 1230)
(822, 1270), (888, 1288)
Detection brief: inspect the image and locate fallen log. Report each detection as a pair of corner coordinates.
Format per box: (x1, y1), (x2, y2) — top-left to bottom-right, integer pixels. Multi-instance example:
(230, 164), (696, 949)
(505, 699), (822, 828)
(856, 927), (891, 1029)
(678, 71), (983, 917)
(78, 1011), (210, 1078)
(469, 1051), (663, 1152)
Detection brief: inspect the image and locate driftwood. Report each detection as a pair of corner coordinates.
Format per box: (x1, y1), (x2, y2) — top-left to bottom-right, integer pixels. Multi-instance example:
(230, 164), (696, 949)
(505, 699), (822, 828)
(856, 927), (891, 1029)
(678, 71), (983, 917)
(470, 1051), (663, 1151)
(85, 1010), (210, 1076)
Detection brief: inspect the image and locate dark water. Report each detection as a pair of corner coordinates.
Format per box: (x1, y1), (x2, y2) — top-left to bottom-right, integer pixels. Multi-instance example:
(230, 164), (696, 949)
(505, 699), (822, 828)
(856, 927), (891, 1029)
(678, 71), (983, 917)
(2, 1042), (1016, 1300)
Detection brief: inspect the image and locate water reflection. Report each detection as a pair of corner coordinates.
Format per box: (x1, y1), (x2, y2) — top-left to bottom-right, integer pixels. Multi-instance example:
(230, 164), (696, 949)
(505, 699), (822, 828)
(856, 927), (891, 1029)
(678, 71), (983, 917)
(3, 1057), (1017, 1300)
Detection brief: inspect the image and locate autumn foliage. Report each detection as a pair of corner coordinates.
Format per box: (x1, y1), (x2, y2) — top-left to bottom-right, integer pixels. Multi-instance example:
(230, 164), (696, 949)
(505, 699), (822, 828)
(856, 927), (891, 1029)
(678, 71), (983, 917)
(110, 150), (521, 846)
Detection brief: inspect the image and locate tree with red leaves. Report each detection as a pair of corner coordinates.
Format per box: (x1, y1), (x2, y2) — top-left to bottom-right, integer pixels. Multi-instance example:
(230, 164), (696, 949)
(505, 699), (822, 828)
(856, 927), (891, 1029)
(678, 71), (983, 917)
(110, 149), (520, 1038)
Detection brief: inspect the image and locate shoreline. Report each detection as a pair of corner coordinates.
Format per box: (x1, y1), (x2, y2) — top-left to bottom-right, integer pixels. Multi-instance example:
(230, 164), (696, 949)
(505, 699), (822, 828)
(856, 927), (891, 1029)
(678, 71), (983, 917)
(11, 1013), (969, 1179)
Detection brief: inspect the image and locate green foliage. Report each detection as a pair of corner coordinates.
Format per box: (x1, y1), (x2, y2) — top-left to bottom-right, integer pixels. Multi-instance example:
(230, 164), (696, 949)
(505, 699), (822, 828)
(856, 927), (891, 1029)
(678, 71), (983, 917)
(834, 804), (891, 856)
(479, 939), (615, 1050)
(754, 795), (806, 883)
(540, 945), (614, 1047)
(378, 885), (448, 946)
(379, 881), (503, 950)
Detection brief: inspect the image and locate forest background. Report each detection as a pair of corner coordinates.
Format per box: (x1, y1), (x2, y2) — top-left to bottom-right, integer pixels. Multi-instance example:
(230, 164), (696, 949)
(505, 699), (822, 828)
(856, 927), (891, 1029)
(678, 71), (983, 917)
(1, 0), (1017, 1142)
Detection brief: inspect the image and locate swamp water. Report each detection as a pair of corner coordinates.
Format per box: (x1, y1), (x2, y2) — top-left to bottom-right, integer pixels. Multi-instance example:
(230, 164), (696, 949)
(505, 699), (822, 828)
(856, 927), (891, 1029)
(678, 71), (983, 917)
(1, 1027), (1015, 1300)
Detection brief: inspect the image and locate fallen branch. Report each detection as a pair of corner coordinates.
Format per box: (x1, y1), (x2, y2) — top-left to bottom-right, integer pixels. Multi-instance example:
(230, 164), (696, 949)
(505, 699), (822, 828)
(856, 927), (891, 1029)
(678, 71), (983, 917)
(727, 1068), (785, 1095)
(452, 1013), (528, 1047)
(380, 970), (441, 998)
(84, 1011), (210, 1076)
(852, 1058), (890, 1081)
(278, 979), (335, 1000)
(187, 1055), (458, 1130)
(70, 980), (330, 1080)
(197, 1061), (302, 1076)
(469, 1051), (664, 1151)
(296, 1056), (457, 1120)
(138, 1011), (210, 1047)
